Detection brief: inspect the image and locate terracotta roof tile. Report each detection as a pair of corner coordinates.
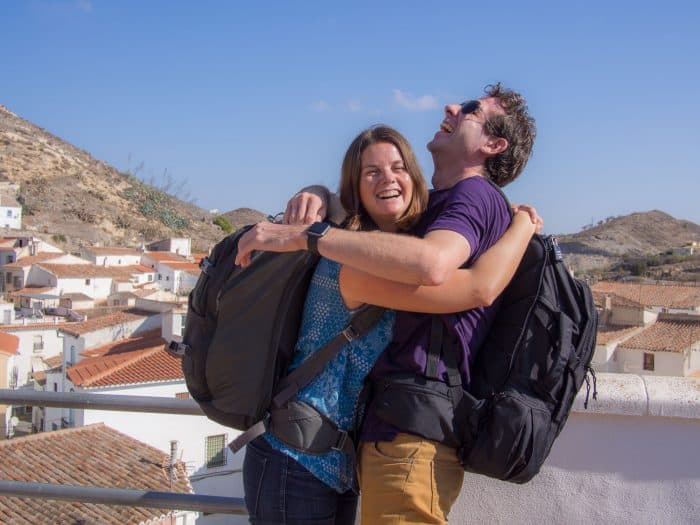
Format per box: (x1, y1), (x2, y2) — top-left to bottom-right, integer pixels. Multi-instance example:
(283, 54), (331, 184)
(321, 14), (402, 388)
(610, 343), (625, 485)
(83, 246), (142, 256)
(2, 253), (66, 269)
(596, 325), (645, 345)
(0, 331), (19, 355)
(58, 309), (156, 337)
(0, 320), (70, 332)
(0, 424), (191, 524)
(143, 251), (189, 262)
(592, 281), (700, 309)
(68, 332), (181, 387)
(37, 263), (124, 279)
(10, 286), (57, 296)
(593, 290), (645, 309)
(617, 320), (700, 353)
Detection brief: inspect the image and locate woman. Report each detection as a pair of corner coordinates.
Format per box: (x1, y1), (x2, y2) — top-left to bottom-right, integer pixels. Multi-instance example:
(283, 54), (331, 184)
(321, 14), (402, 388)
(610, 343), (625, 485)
(242, 125), (538, 524)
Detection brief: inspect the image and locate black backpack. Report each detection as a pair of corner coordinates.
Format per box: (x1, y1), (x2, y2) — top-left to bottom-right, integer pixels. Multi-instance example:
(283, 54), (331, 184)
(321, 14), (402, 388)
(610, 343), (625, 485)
(169, 224), (385, 459)
(372, 196), (598, 483)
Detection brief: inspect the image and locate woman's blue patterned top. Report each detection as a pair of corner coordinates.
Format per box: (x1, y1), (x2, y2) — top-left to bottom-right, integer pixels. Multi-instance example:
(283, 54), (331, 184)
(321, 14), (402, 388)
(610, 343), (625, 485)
(264, 257), (395, 493)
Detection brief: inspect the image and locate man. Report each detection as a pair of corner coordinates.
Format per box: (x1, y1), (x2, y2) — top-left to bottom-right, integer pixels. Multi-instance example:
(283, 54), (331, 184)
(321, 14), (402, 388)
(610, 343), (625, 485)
(236, 83), (537, 523)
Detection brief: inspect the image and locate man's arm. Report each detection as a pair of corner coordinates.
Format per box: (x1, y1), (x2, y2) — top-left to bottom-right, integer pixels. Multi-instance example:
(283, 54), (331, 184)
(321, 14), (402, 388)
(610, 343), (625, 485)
(339, 210), (537, 312)
(235, 223), (471, 286)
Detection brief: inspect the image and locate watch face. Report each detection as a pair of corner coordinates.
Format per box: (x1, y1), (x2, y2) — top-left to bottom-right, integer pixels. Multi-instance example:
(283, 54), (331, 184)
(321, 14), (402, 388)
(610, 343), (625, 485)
(308, 222), (330, 236)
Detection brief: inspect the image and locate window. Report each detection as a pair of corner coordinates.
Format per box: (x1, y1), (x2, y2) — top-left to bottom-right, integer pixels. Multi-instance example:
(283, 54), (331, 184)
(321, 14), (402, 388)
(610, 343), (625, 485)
(643, 352), (655, 371)
(53, 383), (58, 392)
(13, 276), (21, 288)
(33, 335), (44, 352)
(6, 210), (11, 217)
(175, 392), (190, 399)
(5, 272), (11, 282)
(85, 278), (91, 285)
(147, 274), (153, 282)
(205, 434), (227, 468)
(165, 276), (170, 281)
(158, 274), (162, 281)
(5, 255), (12, 264)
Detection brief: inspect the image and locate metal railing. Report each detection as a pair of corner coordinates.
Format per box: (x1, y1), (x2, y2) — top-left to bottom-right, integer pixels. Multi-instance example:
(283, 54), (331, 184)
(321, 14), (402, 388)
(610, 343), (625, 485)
(0, 389), (246, 516)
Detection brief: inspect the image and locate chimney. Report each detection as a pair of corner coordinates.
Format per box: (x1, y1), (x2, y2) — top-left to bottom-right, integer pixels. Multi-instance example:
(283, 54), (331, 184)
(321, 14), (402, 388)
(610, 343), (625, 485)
(169, 440), (179, 487)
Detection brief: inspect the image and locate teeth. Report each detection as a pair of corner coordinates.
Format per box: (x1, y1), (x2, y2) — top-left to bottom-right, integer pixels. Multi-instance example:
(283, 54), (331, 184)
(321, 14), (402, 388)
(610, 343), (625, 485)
(440, 121), (453, 133)
(378, 190), (400, 199)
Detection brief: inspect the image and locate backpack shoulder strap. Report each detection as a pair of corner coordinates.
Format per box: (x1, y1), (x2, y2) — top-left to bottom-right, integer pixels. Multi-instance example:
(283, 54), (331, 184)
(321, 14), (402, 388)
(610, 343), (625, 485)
(273, 304), (386, 407)
(228, 304), (386, 454)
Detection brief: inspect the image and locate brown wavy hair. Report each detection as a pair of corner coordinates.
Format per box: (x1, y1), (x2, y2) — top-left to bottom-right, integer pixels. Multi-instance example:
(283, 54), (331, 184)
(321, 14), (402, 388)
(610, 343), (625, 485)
(338, 125), (428, 232)
(483, 83), (537, 187)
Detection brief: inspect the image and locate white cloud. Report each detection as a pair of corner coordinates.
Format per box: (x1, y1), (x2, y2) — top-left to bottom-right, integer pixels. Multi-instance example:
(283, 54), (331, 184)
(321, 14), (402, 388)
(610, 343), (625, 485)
(393, 89), (440, 111)
(76, 0), (93, 11)
(309, 100), (331, 112)
(346, 100), (363, 113)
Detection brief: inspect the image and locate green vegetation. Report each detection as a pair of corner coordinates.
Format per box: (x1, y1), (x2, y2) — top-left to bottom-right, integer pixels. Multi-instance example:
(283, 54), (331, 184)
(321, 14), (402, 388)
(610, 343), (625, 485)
(52, 234), (67, 243)
(121, 178), (190, 232)
(213, 215), (232, 233)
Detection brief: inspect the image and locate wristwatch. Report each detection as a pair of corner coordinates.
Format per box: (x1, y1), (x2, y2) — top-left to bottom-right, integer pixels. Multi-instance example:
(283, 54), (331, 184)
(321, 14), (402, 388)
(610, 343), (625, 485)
(306, 221), (332, 255)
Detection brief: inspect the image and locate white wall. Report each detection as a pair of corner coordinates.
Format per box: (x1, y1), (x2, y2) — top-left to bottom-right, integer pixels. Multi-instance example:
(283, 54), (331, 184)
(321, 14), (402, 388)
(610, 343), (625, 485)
(63, 314), (162, 358)
(93, 254), (142, 267)
(616, 348), (685, 376)
(450, 373), (700, 525)
(0, 206), (22, 229)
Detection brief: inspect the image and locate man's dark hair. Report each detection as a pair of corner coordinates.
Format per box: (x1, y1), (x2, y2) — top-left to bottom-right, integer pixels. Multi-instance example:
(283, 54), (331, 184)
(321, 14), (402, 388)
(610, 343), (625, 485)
(483, 83), (536, 187)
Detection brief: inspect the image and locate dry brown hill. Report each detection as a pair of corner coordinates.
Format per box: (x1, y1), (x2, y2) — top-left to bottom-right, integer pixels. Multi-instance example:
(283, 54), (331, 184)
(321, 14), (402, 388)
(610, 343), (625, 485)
(0, 104), (266, 252)
(559, 211), (700, 276)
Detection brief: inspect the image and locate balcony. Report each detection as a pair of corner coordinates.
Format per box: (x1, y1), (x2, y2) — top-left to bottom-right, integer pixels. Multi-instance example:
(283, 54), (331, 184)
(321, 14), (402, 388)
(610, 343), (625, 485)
(450, 373), (700, 524)
(1, 372), (699, 523)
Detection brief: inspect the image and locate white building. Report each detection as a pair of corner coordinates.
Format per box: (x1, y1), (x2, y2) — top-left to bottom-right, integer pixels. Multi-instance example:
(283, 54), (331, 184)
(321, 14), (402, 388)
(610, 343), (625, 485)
(81, 245), (143, 267)
(58, 329), (245, 524)
(147, 237), (192, 257)
(1, 252), (79, 293)
(0, 194), (22, 230)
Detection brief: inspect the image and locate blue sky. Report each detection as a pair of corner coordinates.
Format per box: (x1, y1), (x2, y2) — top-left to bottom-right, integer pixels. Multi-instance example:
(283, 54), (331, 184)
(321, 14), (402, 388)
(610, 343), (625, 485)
(3, 0), (699, 234)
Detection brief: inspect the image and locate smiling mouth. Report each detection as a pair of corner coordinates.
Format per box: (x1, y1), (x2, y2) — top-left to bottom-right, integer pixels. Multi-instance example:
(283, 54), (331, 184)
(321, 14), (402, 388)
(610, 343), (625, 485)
(377, 190), (401, 200)
(440, 121), (454, 134)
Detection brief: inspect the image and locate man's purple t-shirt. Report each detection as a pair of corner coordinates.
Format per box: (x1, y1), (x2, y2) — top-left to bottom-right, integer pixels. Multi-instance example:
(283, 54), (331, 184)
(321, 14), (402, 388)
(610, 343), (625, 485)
(361, 176), (511, 442)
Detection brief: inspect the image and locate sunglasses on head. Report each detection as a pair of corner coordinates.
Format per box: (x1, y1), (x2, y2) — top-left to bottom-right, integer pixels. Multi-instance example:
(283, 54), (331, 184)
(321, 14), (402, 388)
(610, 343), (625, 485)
(460, 100), (481, 115)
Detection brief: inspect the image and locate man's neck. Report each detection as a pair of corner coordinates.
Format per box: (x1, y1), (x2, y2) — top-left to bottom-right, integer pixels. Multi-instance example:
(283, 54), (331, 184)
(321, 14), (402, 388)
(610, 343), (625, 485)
(431, 165), (485, 190)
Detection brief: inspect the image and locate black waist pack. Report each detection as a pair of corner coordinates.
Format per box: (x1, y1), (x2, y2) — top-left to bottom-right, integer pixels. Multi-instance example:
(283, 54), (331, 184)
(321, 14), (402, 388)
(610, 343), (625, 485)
(372, 233), (598, 483)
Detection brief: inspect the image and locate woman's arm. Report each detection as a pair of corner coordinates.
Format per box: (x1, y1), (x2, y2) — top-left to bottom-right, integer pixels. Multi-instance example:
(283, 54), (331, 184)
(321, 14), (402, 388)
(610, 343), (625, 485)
(339, 210), (538, 313)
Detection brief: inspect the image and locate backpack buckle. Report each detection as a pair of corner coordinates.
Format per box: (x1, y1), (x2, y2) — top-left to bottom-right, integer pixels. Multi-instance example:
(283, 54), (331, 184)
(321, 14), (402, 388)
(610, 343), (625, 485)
(331, 430), (349, 452)
(342, 325), (360, 342)
(167, 341), (189, 357)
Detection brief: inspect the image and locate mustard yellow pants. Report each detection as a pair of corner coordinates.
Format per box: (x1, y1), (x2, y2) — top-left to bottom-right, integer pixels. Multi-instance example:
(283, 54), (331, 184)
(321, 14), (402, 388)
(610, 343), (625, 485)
(358, 432), (464, 524)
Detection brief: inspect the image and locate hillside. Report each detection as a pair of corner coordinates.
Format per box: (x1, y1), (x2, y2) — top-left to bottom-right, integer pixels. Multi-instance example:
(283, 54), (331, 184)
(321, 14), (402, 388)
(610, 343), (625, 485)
(0, 104), (267, 252)
(559, 211), (700, 277)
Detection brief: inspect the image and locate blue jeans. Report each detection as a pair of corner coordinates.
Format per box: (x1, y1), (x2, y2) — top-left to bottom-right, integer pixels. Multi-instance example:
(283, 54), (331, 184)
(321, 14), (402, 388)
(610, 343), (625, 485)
(243, 437), (358, 525)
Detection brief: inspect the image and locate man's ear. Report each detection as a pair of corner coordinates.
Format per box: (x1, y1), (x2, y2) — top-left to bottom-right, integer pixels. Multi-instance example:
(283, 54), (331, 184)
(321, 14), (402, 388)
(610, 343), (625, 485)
(482, 137), (508, 156)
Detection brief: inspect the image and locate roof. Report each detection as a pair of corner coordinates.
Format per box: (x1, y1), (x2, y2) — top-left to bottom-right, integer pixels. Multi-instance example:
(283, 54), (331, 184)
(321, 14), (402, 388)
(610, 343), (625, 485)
(2, 252), (66, 269)
(593, 290), (645, 309)
(596, 325), (645, 345)
(0, 321), (70, 332)
(0, 331), (19, 355)
(0, 423), (191, 524)
(83, 246), (142, 256)
(68, 331), (181, 387)
(617, 320), (700, 353)
(60, 292), (94, 302)
(9, 286), (57, 297)
(592, 281), (700, 309)
(37, 263), (125, 279)
(58, 309), (155, 337)
(142, 251), (189, 263)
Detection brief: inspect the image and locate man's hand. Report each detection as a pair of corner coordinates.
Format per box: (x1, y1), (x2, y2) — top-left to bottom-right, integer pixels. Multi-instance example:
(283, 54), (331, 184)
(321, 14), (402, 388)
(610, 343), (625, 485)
(284, 190), (327, 225)
(235, 222), (308, 267)
(512, 204), (543, 233)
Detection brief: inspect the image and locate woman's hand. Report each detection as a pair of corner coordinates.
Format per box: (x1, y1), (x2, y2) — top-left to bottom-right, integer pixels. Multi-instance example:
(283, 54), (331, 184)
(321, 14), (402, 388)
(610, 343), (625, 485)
(512, 204), (543, 233)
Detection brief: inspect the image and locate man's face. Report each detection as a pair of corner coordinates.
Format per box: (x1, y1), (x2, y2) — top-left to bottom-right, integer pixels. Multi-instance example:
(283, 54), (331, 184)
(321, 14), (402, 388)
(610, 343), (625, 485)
(427, 96), (505, 162)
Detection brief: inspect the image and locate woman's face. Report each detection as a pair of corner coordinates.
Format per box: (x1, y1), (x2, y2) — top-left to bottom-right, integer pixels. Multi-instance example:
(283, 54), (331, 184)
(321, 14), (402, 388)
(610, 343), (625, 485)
(358, 142), (414, 232)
